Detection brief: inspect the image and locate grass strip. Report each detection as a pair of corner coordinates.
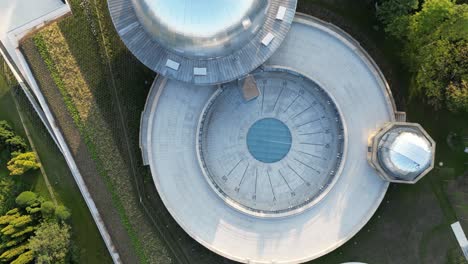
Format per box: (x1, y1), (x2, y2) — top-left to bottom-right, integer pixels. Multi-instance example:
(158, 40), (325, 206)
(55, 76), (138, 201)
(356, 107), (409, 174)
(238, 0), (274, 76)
(33, 33), (148, 264)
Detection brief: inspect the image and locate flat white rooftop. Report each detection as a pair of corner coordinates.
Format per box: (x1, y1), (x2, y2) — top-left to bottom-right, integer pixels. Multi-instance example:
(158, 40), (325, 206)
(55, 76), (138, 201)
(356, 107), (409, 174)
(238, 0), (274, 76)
(141, 14), (397, 263)
(0, 0), (63, 34)
(0, 0), (67, 76)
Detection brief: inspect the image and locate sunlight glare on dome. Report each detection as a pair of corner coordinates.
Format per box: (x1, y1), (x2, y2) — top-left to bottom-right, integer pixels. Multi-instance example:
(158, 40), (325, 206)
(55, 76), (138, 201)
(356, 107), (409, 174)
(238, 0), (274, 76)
(132, 0), (269, 57)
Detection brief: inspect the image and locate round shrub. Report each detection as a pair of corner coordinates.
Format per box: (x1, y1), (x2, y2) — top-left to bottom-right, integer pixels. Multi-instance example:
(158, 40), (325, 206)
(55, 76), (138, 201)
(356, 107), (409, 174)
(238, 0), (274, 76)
(15, 192), (38, 207)
(55, 205), (71, 221)
(40, 201), (55, 216)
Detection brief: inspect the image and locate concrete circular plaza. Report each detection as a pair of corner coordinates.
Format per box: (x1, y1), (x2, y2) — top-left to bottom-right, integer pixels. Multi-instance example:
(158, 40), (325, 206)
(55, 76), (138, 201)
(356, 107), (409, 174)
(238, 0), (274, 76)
(141, 14), (397, 263)
(197, 68), (345, 218)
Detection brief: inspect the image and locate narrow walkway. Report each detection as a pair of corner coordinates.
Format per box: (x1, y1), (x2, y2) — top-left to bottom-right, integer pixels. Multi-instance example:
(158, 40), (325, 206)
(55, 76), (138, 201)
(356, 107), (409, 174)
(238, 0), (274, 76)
(451, 222), (468, 261)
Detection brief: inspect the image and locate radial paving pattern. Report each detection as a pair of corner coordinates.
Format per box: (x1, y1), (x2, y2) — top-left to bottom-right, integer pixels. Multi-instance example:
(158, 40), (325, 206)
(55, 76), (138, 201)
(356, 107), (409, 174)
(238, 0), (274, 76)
(197, 69), (344, 217)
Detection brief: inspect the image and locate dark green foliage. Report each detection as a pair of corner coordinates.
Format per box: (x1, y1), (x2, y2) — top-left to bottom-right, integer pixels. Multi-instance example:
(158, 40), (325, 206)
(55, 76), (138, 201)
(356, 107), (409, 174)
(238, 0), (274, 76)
(0, 123), (14, 149)
(0, 120), (28, 153)
(377, 0), (468, 111)
(0, 121), (11, 130)
(5, 136), (27, 153)
(377, 0), (419, 28)
(0, 175), (15, 214)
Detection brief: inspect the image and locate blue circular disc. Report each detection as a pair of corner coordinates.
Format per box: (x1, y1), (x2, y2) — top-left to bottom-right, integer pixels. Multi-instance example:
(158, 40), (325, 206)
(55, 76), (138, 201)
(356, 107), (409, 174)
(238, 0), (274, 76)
(247, 118), (292, 163)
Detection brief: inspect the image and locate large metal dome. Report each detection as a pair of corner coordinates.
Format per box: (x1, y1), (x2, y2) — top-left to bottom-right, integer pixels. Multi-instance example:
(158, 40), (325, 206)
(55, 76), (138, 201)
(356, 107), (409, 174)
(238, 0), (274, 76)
(108, 0), (297, 84)
(377, 128), (433, 181)
(132, 0), (269, 58)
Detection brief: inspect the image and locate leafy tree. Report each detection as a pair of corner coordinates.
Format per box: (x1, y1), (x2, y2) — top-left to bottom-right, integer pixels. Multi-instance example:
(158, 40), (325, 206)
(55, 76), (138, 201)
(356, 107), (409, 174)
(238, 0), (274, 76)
(0, 121), (27, 153)
(5, 136), (28, 153)
(0, 120), (11, 130)
(7, 152), (41, 176)
(377, 0), (419, 28)
(447, 80), (468, 112)
(0, 124), (14, 149)
(377, 0), (468, 111)
(29, 221), (71, 264)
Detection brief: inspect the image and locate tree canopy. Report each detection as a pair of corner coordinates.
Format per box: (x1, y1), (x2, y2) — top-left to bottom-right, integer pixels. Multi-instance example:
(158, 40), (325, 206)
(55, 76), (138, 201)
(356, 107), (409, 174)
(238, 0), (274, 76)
(7, 152), (41, 176)
(0, 192), (72, 264)
(28, 221), (71, 264)
(0, 121), (28, 153)
(377, 0), (468, 111)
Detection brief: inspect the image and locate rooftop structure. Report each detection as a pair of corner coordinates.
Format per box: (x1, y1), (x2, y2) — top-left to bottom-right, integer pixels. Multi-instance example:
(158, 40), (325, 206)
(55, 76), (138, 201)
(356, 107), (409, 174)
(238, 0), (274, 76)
(132, 0), (269, 58)
(368, 122), (436, 183)
(139, 14), (404, 263)
(108, 0), (297, 85)
(196, 68), (345, 218)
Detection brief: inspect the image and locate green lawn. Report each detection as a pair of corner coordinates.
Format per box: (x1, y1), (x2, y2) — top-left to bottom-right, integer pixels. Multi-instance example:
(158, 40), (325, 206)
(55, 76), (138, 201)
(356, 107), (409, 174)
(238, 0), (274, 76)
(0, 62), (111, 263)
(0, 71), (48, 198)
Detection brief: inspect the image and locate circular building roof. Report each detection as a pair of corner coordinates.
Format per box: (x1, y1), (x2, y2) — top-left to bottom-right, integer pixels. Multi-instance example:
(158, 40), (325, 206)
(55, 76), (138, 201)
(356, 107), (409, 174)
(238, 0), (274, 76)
(196, 69), (345, 218)
(377, 128), (433, 181)
(132, 0), (269, 58)
(108, 0), (297, 85)
(140, 14), (397, 263)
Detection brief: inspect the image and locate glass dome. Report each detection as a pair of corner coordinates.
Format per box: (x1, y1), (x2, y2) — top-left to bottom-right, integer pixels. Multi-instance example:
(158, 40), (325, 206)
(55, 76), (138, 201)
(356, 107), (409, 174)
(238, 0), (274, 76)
(132, 0), (269, 58)
(377, 129), (433, 181)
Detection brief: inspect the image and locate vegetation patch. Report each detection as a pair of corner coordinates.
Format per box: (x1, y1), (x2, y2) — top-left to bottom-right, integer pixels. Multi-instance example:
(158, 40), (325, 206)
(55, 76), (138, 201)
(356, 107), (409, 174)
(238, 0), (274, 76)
(0, 191), (71, 264)
(33, 25), (148, 263)
(377, 0), (468, 112)
(0, 119), (72, 264)
(1, 55), (110, 263)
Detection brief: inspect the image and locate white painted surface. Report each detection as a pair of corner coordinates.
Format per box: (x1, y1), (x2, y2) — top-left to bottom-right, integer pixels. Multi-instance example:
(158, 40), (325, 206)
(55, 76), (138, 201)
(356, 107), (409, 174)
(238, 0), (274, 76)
(0, 0), (63, 36)
(142, 15), (395, 263)
(262, 33), (275, 46)
(451, 222), (468, 260)
(194, 67), (207, 76)
(166, 59), (180, 71)
(276, 6), (287, 20)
